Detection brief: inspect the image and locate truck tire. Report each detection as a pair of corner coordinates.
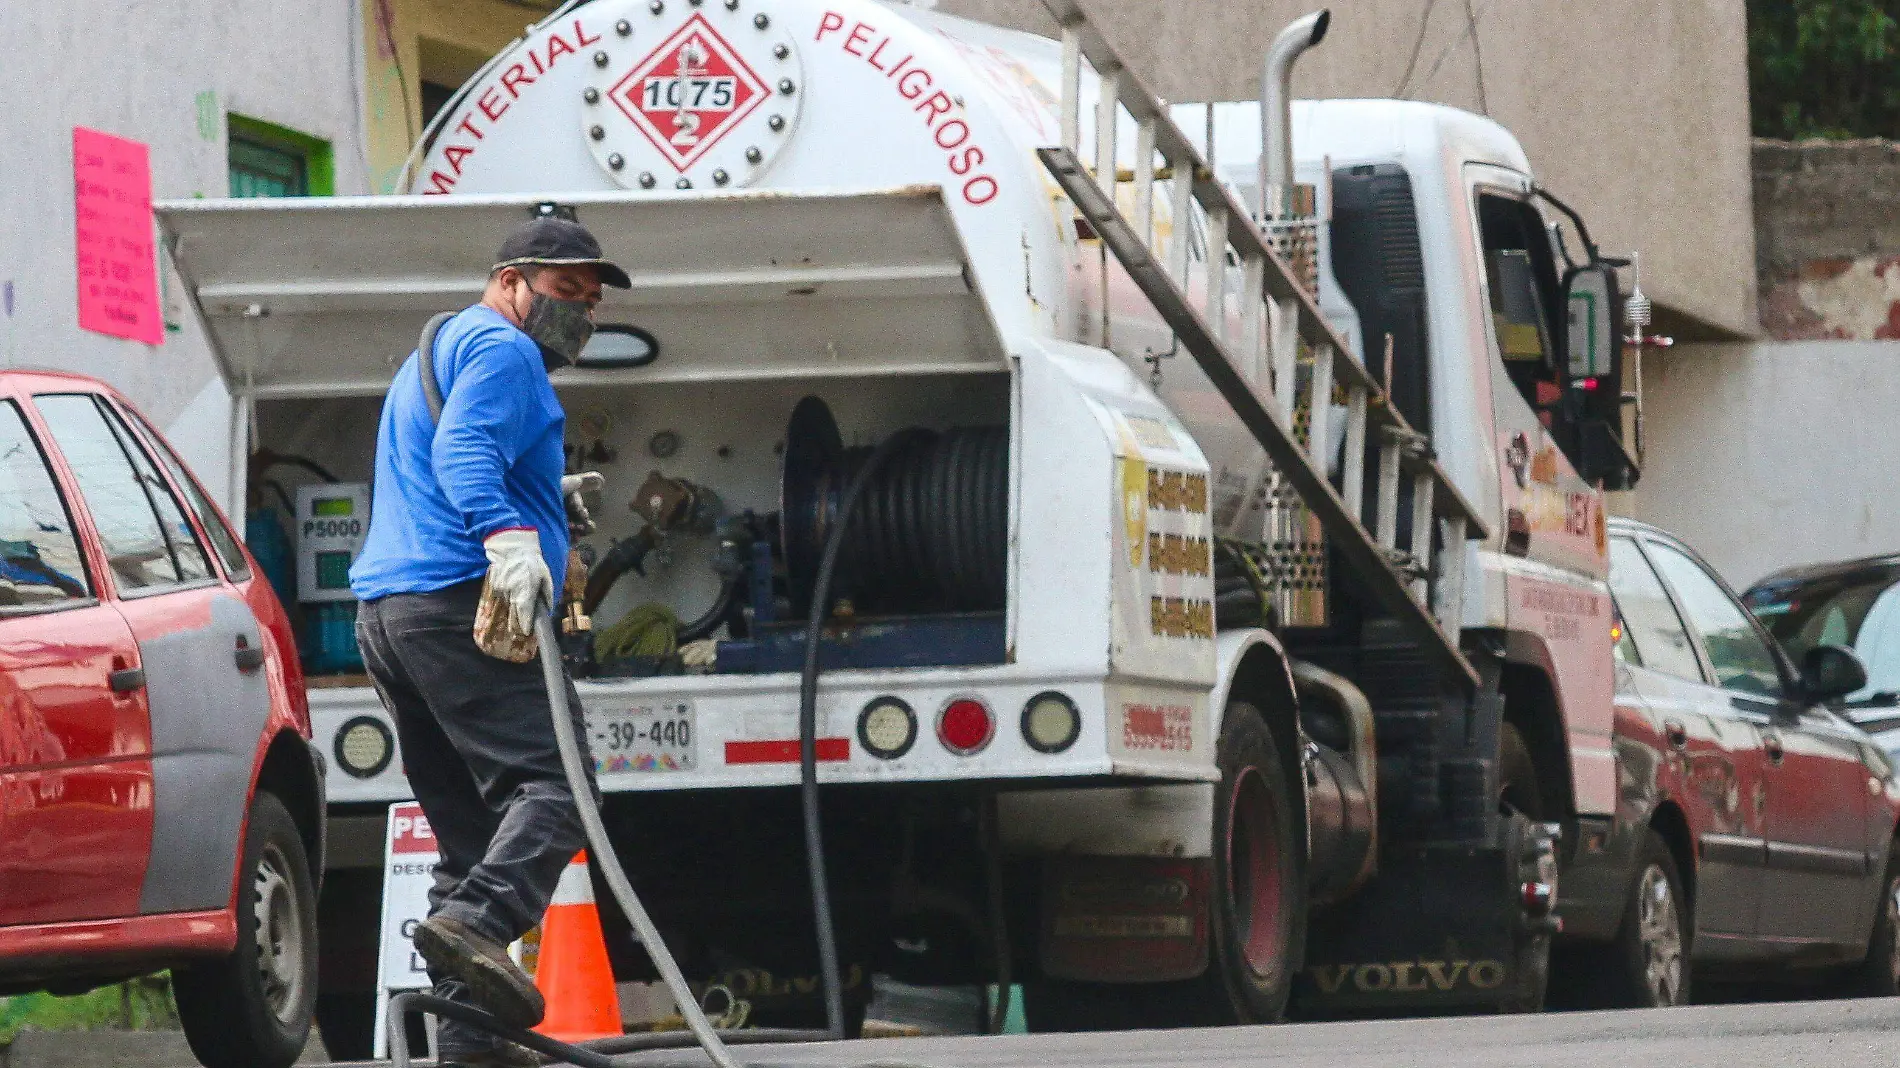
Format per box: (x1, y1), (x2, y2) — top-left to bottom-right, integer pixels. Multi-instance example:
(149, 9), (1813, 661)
(1599, 828), (1691, 1008)
(1851, 843), (1900, 997)
(1024, 700), (1303, 1031)
(1203, 700), (1305, 1023)
(1495, 723), (1551, 1014)
(174, 792), (319, 1068)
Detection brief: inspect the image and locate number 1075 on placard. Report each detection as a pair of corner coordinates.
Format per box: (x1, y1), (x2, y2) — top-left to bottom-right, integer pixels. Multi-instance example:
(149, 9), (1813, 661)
(644, 77), (736, 110)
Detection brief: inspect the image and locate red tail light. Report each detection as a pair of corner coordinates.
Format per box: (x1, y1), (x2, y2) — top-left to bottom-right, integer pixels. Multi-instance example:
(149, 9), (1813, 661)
(938, 697), (995, 755)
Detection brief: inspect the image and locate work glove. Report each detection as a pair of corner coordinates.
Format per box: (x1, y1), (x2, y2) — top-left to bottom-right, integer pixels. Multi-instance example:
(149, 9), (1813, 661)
(482, 529), (554, 635)
(563, 471), (605, 536)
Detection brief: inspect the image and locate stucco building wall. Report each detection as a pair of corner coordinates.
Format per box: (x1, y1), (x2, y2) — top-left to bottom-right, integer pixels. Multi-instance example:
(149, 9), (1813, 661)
(1627, 340), (1900, 588)
(0, 1), (368, 505)
(931, 0), (1758, 340)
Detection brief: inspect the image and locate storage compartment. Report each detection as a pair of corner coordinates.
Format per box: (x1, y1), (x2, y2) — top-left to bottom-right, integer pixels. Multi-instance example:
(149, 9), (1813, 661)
(246, 372), (1013, 680)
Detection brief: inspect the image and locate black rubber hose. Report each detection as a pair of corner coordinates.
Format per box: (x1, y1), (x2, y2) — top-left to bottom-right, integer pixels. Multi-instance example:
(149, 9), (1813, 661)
(799, 429), (930, 1038)
(676, 574), (742, 644)
(582, 534), (653, 616)
(384, 993), (835, 1068)
(260, 453), (340, 484)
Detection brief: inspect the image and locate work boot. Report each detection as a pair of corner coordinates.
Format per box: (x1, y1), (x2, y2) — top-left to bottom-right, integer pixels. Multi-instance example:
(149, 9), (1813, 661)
(412, 916), (547, 1029)
(440, 1042), (543, 1068)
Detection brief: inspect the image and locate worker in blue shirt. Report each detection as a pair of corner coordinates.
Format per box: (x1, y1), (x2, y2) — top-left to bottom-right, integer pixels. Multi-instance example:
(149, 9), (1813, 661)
(351, 216), (628, 1068)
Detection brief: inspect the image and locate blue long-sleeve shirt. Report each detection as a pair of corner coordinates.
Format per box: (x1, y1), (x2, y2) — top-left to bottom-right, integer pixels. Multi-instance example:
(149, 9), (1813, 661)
(350, 305), (568, 602)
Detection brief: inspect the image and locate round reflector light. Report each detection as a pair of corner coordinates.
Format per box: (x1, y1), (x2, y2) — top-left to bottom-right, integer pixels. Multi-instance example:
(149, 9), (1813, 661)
(336, 716), (394, 779)
(937, 697), (995, 755)
(1022, 691), (1081, 754)
(858, 697), (918, 760)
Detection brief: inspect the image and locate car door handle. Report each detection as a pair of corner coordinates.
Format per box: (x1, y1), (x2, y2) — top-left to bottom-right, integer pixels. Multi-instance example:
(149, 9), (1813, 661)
(234, 635), (265, 673)
(109, 667), (146, 694)
(1663, 719), (1688, 749)
(1763, 734), (1785, 764)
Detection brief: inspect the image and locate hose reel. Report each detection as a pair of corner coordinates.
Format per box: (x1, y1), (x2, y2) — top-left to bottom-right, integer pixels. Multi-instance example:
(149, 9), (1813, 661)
(780, 396), (1006, 617)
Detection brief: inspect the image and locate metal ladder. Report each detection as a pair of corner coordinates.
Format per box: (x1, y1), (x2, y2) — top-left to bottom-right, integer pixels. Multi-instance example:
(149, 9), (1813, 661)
(1037, 0), (1487, 688)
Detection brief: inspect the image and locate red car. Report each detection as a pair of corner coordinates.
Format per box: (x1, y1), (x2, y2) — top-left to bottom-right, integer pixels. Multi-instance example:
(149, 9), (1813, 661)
(0, 372), (321, 1068)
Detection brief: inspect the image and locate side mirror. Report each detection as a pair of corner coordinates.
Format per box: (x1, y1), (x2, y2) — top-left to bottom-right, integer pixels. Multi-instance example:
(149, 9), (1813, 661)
(1802, 644), (1868, 703)
(575, 324), (659, 369)
(1564, 264), (1616, 379)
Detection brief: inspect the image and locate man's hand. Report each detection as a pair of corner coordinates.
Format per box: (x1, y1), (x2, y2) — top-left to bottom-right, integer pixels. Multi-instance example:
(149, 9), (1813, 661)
(562, 471), (604, 536)
(483, 529), (554, 632)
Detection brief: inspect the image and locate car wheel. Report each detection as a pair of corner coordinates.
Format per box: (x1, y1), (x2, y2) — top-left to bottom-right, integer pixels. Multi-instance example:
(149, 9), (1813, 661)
(1024, 701), (1304, 1031)
(174, 792), (318, 1068)
(1851, 844), (1900, 997)
(1604, 828), (1691, 1008)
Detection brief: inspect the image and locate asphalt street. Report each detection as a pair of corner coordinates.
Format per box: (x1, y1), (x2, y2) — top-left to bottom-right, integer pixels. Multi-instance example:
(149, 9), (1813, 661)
(327, 998), (1900, 1068)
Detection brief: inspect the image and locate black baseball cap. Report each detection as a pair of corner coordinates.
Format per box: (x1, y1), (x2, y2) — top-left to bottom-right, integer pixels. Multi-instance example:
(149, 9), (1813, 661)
(492, 216), (631, 289)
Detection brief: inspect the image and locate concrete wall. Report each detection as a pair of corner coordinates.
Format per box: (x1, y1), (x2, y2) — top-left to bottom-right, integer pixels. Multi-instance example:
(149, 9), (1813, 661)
(1755, 138), (1900, 341)
(930, 0), (1758, 340)
(0, 0), (368, 508)
(1625, 340), (1900, 588)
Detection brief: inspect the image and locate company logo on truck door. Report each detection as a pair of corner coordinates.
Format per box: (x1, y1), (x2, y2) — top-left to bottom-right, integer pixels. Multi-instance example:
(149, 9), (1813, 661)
(815, 11), (999, 206)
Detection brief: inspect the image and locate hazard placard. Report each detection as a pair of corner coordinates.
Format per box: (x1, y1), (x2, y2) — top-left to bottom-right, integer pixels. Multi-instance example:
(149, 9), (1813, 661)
(584, 1), (802, 191)
(611, 14), (768, 172)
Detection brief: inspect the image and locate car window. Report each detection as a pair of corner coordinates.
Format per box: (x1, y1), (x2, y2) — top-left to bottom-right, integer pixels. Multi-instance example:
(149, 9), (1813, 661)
(1609, 537), (1702, 681)
(0, 400), (92, 607)
(1749, 573), (1900, 704)
(129, 408), (251, 581)
(34, 394), (211, 592)
(1645, 540), (1784, 698)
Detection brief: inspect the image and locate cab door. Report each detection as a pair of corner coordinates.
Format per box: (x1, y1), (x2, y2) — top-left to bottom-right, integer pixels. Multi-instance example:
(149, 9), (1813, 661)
(30, 391), (274, 916)
(0, 396), (152, 925)
(1641, 537), (1872, 949)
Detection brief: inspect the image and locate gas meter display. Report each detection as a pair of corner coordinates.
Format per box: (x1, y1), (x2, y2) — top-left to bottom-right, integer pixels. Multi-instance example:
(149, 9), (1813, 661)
(296, 483), (370, 603)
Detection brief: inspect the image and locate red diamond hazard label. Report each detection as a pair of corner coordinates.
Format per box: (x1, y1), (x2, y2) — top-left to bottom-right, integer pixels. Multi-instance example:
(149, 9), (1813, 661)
(610, 14), (769, 173)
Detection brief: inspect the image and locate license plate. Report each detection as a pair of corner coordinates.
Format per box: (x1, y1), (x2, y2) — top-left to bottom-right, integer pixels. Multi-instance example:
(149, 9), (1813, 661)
(590, 701), (696, 772)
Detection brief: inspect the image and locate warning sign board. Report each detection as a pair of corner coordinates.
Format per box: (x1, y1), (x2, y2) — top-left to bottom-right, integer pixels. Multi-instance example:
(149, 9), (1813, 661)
(371, 802), (439, 1059)
(72, 128), (162, 345)
(610, 14), (768, 173)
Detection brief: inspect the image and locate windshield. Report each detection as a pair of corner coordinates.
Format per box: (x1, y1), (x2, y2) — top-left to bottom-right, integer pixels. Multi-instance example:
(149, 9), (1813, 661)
(1746, 572), (1900, 703)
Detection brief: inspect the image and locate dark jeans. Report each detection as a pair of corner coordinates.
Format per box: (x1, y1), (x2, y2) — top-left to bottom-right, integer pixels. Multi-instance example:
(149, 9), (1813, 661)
(357, 581), (598, 1056)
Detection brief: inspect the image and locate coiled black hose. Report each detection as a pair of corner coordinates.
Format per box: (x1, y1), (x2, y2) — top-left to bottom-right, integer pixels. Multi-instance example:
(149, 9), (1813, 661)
(789, 427), (1008, 615)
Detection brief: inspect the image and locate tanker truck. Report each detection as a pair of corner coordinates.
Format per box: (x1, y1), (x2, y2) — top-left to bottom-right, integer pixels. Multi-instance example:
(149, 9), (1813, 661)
(155, 0), (1641, 1049)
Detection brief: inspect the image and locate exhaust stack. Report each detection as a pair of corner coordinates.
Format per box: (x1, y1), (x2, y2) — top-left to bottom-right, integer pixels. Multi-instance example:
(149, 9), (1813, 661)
(1259, 9), (1331, 221)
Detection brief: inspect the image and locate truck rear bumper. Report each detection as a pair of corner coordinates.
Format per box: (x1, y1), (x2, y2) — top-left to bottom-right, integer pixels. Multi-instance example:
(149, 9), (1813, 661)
(312, 664), (1215, 808)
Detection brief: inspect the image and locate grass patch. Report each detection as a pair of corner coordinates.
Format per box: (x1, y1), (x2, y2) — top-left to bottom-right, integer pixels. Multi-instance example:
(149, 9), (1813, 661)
(0, 975), (178, 1042)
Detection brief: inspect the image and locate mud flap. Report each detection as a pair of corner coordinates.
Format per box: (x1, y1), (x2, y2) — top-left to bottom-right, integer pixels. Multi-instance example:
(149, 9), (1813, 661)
(1039, 856), (1212, 983)
(1295, 818), (1558, 1013)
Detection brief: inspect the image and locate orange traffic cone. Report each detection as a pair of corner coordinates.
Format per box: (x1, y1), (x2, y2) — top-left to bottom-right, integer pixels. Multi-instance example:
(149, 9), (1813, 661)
(533, 851), (622, 1043)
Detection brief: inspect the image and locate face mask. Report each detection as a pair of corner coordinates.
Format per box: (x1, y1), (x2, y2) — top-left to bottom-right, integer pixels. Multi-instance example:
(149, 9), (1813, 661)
(520, 291), (595, 369)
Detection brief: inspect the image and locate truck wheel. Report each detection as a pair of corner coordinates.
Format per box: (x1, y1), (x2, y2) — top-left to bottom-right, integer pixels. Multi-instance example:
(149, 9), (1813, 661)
(1203, 700), (1305, 1023)
(174, 792), (319, 1068)
(1495, 724), (1552, 1013)
(1022, 700), (1303, 1032)
(1851, 844), (1900, 997)
(1601, 828), (1691, 1008)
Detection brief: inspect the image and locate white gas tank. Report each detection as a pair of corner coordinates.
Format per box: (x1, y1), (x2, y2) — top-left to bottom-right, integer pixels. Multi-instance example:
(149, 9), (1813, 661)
(411, 0), (1077, 341)
(414, 0), (1276, 534)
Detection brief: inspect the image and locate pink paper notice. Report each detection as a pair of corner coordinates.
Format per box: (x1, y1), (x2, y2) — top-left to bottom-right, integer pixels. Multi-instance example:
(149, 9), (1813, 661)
(73, 127), (163, 345)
